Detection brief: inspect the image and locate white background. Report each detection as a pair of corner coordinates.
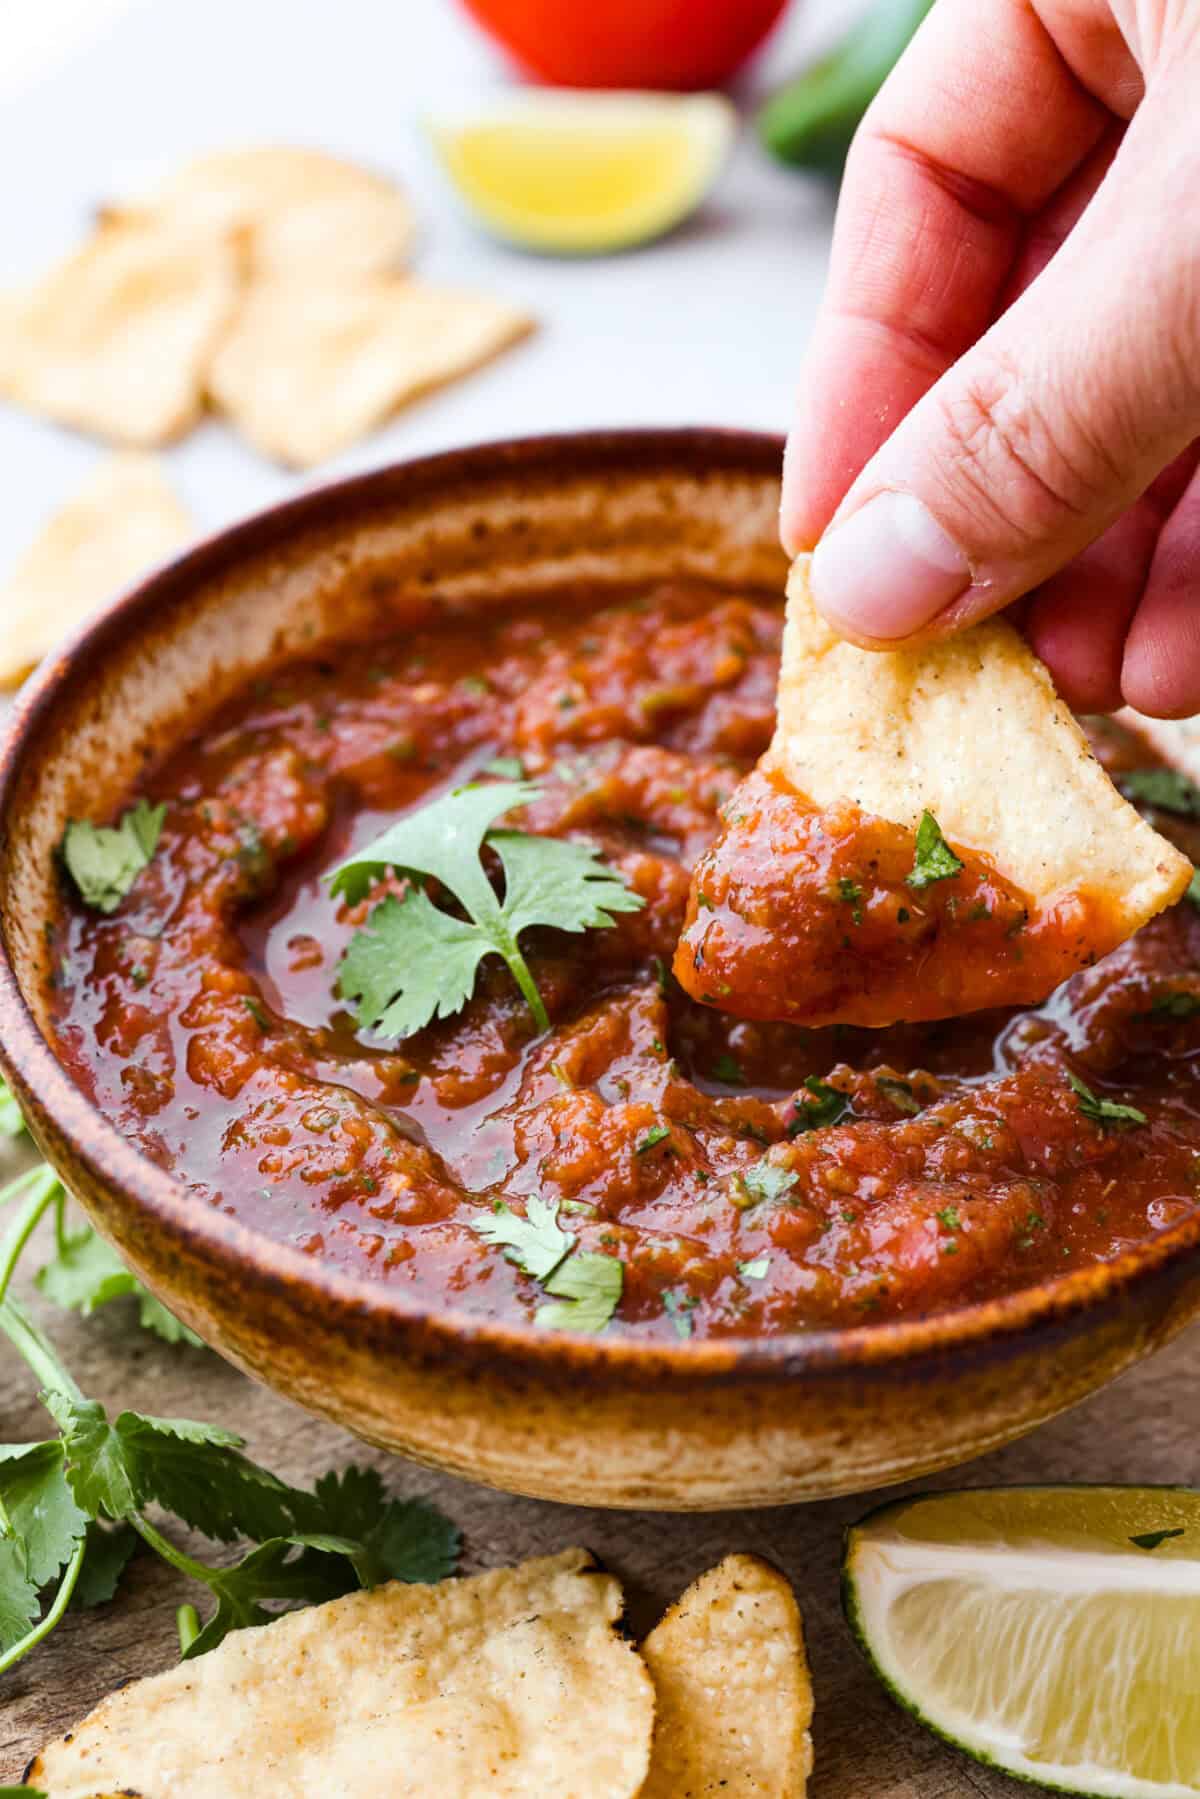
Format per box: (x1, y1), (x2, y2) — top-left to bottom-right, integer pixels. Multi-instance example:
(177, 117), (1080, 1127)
(0, 0), (862, 577)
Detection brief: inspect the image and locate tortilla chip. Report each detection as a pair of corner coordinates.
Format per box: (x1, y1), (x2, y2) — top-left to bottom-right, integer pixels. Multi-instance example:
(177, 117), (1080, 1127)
(207, 277), (533, 466)
(0, 215), (242, 446)
(0, 454), (192, 689)
(140, 145), (416, 278)
(771, 554), (1190, 956)
(29, 1549), (654, 1799)
(641, 1555), (813, 1797)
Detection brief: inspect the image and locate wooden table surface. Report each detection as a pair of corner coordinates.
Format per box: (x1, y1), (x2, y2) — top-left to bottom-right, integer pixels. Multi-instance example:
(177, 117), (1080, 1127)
(3, 1118), (1197, 1795)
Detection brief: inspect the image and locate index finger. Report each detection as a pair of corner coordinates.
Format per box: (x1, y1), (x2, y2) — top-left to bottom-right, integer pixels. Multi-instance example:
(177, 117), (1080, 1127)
(781, 0), (1109, 553)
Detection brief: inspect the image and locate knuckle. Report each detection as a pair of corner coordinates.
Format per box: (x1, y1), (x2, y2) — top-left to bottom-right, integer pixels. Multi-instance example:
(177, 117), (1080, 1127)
(930, 350), (1118, 542)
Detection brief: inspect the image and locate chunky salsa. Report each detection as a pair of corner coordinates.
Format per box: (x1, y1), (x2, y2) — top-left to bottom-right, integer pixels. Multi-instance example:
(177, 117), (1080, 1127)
(673, 767), (1126, 1029)
(50, 582), (1200, 1341)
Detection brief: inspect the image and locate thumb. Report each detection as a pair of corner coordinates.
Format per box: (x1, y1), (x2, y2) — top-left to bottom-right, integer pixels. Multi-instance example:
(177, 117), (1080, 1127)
(808, 78), (1200, 647)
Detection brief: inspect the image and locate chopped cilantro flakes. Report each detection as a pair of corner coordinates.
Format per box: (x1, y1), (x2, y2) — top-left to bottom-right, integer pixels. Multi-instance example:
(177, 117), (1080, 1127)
(1067, 1071), (1147, 1131)
(786, 1076), (851, 1136)
(662, 1288), (699, 1338)
(711, 1053), (744, 1086)
(876, 1075), (921, 1115)
(732, 1158), (798, 1210)
(905, 811), (964, 890)
(636, 1124), (672, 1155)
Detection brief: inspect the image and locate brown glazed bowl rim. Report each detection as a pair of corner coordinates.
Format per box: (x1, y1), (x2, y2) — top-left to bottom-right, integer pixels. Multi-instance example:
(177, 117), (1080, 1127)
(2, 425), (1199, 1387)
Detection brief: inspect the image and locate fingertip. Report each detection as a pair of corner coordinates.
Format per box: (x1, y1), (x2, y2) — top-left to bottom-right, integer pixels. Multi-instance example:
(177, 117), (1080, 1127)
(1121, 480), (1200, 718)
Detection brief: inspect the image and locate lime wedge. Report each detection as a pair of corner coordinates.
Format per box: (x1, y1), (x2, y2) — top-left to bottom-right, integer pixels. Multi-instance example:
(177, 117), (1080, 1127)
(429, 92), (735, 256)
(844, 1487), (1200, 1798)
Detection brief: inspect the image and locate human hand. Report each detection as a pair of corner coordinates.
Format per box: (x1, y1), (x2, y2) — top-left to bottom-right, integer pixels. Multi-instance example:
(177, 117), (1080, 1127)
(781, 0), (1200, 717)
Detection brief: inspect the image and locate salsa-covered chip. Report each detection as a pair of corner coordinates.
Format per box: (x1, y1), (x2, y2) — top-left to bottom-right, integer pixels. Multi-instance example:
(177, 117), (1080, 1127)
(675, 557), (1191, 1028)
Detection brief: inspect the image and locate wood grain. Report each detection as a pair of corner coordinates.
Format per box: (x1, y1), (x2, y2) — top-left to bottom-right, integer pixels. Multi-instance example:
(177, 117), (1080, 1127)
(2, 1127), (1197, 1794)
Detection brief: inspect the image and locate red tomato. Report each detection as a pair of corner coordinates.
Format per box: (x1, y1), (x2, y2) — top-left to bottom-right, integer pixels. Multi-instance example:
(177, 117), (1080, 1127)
(459, 0), (791, 91)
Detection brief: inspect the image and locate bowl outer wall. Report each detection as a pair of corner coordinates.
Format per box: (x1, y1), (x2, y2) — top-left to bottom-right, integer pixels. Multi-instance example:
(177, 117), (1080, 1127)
(1, 427), (1199, 1509)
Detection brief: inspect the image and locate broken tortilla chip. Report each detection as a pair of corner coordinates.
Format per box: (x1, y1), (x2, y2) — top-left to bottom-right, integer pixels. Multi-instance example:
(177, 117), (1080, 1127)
(675, 556), (1192, 1027)
(137, 144), (417, 278)
(28, 1549), (654, 1799)
(0, 215), (242, 446)
(641, 1554), (813, 1797)
(0, 454), (192, 689)
(207, 277), (533, 466)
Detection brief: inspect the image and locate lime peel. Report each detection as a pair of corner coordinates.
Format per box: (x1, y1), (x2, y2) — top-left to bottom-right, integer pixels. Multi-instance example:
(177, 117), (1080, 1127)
(844, 1485), (1200, 1799)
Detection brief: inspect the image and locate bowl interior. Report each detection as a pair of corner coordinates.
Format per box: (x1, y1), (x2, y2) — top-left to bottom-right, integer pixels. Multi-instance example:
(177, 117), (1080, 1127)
(2, 431), (787, 1032)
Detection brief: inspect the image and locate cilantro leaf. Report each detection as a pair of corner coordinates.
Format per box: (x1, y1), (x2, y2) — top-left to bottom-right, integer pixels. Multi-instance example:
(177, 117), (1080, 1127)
(0, 1079), (24, 1138)
(182, 1489), (462, 1660)
(278, 1468), (461, 1591)
(1150, 990), (1200, 1020)
(734, 1158), (799, 1209)
(337, 889), (493, 1042)
(1188, 869), (1200, 911)
(352, 1496), (461, 1587)
(636, 1124), (672, 1155)
(535, 1252), (623, 1334)
(0, 1539), (40, 1655)
(35, 1223), (201, 1347)
(738, 1255), (770, 1281)
(787, 1076), (851, 1136)
(0, 1787), (46, 1796)
(61, 798), (165, 914)
(70, 1521), (138, 1609)
(711, 1053), (744, 1086)
(877, 1074), (921, 1115)
(662, 1288), (698, 1339)
(468, 1197), (573, 1282)
(46, 1398), (297, 1542)
(1129, 1527), (1185, 1551)
(1067, 1071), (1147, 1131)
(1119, 768), (1200, 817)
(0, 1441), (87, 1590)
(905, 811), (964, 890)
(330, 782), (641, 1038)
(182, 1536), (352, 1660)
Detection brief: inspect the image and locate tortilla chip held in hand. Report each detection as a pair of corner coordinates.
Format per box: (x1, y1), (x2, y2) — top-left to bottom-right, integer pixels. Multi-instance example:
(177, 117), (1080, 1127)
(675, 555), (1191, 1028)
(28, 1549), (655, 1799)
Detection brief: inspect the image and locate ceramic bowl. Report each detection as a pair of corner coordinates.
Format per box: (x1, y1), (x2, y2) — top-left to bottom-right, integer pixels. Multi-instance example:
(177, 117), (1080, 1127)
(3, 429), (1199, 1510)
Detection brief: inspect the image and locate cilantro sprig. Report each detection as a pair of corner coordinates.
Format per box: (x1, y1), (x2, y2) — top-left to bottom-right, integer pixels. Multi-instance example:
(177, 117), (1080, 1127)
(468, 1198), (623, 1334)
(0, 1091), (459, 1675)
(1066, 1071), (1147, 1132)
(329, 781), (643, 1040)
(906, 811), (964, 890)
(61, 799), (165, 914)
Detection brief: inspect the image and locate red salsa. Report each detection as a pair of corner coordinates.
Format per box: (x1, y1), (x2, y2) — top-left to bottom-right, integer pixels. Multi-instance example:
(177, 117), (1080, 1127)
(674, 765), (1125, 1029)
(49, 584), (1200, 1341)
